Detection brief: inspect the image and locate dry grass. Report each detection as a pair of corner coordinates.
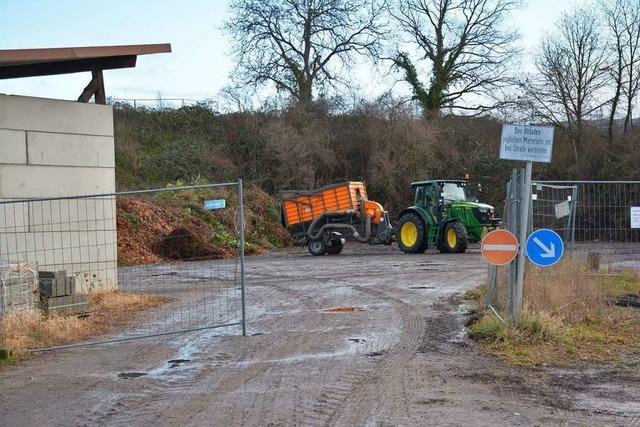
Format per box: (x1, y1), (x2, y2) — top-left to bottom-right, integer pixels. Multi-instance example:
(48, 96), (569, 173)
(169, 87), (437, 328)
(467, 260), (640, 366)
(0, 291), (170, 360)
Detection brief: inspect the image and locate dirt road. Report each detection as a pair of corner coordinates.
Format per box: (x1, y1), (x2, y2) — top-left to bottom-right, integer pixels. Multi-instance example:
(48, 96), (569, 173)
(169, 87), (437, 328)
(1, 246), (639, 426)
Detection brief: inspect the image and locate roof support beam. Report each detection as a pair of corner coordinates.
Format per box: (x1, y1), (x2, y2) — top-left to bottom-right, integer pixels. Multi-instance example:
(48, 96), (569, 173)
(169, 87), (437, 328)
(0, 55), (136, 79)
(77, 69), (106, 104)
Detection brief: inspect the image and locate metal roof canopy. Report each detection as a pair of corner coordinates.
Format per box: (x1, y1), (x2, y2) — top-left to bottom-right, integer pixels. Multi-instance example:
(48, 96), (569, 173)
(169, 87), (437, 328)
(0, 43), (171, 104)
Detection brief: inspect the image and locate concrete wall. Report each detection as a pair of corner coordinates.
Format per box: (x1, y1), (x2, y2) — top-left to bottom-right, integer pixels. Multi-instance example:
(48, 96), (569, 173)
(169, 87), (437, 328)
(0, 95), (117, 291)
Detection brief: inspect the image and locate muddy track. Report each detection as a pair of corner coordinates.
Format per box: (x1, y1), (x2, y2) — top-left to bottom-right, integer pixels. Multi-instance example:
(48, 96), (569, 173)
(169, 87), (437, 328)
(1, 246), (638, 426)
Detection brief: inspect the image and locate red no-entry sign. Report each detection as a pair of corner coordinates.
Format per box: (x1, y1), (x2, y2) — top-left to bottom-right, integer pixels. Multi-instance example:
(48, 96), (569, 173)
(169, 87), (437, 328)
(481, 229), (518, 265)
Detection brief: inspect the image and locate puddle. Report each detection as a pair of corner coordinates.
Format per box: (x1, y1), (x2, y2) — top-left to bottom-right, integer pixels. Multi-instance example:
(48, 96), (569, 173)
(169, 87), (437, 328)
(118, 372), (147, 379)
(410, 286), (435, 290)
(167, 359), (190, 368)
(251, 332), (264, 336)
(324, 306), (366, 312)
(348, 338), (367, 343)
(365, 351), (385, 357)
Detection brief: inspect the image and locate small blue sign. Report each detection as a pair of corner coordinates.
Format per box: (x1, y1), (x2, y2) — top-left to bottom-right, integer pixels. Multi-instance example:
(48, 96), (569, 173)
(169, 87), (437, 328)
(204, 199), (226, 210)
(525, 229), (564, 267)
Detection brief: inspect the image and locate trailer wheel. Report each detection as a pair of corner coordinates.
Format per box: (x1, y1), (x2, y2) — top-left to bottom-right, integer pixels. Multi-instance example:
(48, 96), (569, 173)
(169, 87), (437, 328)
(396, 212), (428, 253)
(307, 238), (327, 256)
(438, 222), (468, 253)
(326, 239), (344, 255)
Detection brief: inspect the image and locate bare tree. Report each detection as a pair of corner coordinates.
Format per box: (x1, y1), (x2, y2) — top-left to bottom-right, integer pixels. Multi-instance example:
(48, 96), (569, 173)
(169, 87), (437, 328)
(600, 0), (640, 137)
(225, 0), (386, 107)
(522, 7), (609, 163)
(389, 0), (521, 118)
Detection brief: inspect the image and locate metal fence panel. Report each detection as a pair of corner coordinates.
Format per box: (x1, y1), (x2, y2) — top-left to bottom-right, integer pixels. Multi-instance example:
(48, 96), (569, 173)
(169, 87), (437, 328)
(0, 181), (246, 350)
(535, 181), (640, 244)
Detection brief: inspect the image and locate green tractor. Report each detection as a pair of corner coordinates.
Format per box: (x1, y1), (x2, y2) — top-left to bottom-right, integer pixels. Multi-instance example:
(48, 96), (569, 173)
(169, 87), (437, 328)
(396, 180), (500, 254)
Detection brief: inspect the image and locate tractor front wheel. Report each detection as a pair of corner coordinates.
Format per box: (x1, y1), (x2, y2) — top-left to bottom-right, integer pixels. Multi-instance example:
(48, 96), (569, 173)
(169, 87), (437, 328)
(396, 212), (428, 253)
(438, 222), (468, 254)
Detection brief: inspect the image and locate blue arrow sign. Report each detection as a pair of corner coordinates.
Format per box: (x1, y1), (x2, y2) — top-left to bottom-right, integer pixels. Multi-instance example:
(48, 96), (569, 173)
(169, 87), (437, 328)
(525, 229), (564, 267)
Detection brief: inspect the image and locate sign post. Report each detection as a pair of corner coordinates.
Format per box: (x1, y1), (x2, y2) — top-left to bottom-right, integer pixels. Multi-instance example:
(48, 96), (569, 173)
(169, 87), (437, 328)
(499, 124), (554, 319)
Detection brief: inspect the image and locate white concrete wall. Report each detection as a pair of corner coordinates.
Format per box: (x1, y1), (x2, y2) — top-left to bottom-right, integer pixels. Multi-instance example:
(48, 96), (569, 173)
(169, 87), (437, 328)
(0, 95), (117, 292)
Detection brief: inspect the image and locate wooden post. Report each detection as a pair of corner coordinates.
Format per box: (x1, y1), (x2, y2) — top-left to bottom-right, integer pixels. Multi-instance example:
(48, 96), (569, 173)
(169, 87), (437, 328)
(587, 252), (601, 272)
(92, 69), (106, 104)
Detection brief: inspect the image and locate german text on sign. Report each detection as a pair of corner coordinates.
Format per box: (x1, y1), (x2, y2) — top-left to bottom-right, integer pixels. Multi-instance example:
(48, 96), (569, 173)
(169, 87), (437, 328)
(500, 124), (554, 163)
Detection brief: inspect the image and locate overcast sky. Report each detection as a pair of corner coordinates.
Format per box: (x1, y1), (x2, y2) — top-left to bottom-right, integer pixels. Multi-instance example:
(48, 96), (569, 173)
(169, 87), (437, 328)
(0, 0), (587, 104)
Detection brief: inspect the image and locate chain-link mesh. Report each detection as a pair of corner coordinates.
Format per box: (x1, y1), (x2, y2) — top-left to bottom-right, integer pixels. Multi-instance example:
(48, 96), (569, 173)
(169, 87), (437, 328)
(0, 182), (245, 350)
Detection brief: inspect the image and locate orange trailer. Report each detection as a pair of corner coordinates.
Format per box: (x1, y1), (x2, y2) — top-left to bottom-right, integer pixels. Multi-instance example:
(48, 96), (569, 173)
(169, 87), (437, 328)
(280, 182), (393, 255)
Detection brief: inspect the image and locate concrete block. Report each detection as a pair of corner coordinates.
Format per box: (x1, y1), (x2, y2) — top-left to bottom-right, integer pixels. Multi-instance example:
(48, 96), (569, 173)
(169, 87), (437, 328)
(0, 201), (29, 232)
(0, 165), (115, 198)
(0, 129), (27, 164)
(66, 275), (76, 295)
(0, 230), (118, 292)
(74, 266), (118, 293)
(38, 270), (72, 297)
(0, 229), (117, 265)
(0, 95), (113, 136)
(27, 132), (115, 168)
(28, 196), (116, 232)
(41, 294), (89, 316)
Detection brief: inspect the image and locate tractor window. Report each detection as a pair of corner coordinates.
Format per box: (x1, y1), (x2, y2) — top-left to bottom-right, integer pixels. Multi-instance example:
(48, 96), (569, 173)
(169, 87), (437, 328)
(415, 187), (424, 205)
(424, 184), (437, 205)
(442, 183), (467, 202)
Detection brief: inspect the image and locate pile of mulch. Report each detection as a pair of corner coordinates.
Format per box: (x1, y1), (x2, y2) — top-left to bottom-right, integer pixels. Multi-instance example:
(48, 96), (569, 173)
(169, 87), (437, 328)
(116, 197), (235, 265)
(116, 185), (291, 266)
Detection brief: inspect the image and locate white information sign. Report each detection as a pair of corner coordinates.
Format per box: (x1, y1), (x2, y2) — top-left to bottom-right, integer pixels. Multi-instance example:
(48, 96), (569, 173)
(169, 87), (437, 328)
(631, 207), (640, 229)
(500, 124), (554, 163)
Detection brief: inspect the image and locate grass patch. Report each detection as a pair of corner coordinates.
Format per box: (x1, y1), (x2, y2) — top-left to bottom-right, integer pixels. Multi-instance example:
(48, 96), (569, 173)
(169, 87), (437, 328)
(467, 261), (640, 366)
(0, 291), (170, 360)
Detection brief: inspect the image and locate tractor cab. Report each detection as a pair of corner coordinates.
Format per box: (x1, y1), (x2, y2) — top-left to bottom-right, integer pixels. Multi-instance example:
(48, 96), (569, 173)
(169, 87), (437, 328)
(396, 179), (500, 255)
(414, 180), (467, 209)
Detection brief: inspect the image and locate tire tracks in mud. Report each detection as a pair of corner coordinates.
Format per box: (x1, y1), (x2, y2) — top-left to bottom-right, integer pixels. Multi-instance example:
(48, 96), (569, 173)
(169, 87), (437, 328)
(330, 285), (425, 425)
(83, 280), (317, 426)
(93, 279), (342, 426)
(84, 265), (473, 426)
(290, 284), (426, 426)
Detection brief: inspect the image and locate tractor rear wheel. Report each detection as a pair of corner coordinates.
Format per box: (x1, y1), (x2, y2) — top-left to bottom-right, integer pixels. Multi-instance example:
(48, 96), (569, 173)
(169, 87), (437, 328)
(307, 238), (327, 256)
(438, 222), (468, 253)
(397, 212), (428, 253)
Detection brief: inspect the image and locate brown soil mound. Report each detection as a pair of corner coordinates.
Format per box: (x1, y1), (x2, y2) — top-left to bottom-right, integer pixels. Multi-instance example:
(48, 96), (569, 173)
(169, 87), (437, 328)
(116, 185), (290, 266)
(159, 226), (230, 260)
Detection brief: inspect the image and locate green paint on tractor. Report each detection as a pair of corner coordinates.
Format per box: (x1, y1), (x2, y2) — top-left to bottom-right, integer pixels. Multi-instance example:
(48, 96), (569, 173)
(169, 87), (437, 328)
(396, 180), (501, 254)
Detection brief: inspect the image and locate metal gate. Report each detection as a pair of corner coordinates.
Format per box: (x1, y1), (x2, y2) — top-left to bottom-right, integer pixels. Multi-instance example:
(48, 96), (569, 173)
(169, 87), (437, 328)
(0, 181), (246, 351)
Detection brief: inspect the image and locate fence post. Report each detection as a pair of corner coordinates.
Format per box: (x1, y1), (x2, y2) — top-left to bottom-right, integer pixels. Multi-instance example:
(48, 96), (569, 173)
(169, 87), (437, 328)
(570, 185), (578, 252)
(507, 169), (519, 315)
(238, 178), (247, 337)
(514, 162), (532, 320)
